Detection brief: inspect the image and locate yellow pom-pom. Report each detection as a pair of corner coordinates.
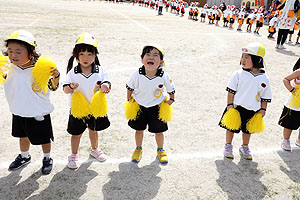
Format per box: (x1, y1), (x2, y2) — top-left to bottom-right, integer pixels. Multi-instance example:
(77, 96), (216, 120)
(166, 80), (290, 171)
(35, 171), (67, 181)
(32, 56), (56, 94)
(71, 91), (90, 119)
(158, 98), (173, 123)
(124, 97), (140, 120)
(221, 108), (241, 130)
(0, 53), (10, 85)
(246, 113), (266, 134)
(90, 91), (108, 118)
(288, 85), (300, 108)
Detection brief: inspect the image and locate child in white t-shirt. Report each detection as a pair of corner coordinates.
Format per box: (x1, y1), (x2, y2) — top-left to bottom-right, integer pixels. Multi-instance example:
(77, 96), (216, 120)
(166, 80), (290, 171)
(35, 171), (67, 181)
(2, 30), (60, 174)
(219, 43), (272, 160)
(63, 32), (111, 169)
(126, 44), (175, 164)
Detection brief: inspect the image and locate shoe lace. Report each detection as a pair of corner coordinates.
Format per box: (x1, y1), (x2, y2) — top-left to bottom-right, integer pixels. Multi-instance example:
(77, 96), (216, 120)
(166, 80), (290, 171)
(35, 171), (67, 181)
(242, 146), (251, 156)
(92, 149), (104, 157)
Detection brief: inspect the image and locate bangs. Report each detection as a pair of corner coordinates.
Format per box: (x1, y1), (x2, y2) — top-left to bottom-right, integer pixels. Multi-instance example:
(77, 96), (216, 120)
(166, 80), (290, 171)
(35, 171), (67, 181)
(73, 44), (98, 57)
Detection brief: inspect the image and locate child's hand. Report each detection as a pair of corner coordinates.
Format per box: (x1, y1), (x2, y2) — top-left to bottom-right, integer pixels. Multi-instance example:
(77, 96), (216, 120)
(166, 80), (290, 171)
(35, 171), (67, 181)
(258, 109), (266, 117)
(70, 82), (79, 90)
(226, 105), (234, 110)
(165, 99), (173, 105)
(51, 68), (60, 78)
(101, 83), (110, 94)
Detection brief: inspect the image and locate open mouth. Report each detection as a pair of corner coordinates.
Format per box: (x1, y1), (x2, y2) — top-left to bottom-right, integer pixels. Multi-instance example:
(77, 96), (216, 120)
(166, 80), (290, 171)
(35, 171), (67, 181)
(147, 61), (154, 65)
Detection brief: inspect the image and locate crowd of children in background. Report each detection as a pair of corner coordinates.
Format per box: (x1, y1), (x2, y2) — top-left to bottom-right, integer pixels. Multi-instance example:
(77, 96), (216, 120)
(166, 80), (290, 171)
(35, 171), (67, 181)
(131, 0), (300, 46)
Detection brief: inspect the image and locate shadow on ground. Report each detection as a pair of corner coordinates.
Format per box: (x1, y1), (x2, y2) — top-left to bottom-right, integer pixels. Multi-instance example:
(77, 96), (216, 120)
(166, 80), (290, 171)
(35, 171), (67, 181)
(215, 158), (266, 200)
(102, 160), (162, 200)
(277, 148), (300, 183)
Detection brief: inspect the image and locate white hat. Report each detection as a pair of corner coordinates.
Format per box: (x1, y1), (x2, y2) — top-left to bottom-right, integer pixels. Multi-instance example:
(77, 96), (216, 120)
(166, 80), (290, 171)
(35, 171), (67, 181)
(7, 30), (36, 47)
(75, 32), (97, 48)
(242, 42), (266, 68)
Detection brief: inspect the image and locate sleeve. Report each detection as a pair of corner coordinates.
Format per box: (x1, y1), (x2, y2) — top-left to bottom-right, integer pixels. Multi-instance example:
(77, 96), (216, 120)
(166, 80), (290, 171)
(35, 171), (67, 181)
(47, 78), (59, 91)
(63, 70), (72, 88)
(100, 67), (111, 89)
(126, 71), (138, 91)
(226, 71), (239, 95)
(261, 76), (272, 103)
(164, 72), (175, 94)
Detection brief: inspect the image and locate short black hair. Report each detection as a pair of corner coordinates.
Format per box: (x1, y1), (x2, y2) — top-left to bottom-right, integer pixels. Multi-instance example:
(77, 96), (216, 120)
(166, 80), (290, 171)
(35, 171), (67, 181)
(4, 39), (40, 62)
(293, 58), (300, 71)
(141, 46), (163, 60)
(250, 54), (264, 69)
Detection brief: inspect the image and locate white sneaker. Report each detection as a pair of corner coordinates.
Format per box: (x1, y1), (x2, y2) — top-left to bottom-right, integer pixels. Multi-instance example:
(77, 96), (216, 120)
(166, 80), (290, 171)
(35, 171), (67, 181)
(68, 154), (78, 169)
(275, 44), (279, 49)
(90, 149), (107, 162)
(288, 40), (293, 44)
(281, 139), (291, 151)
(279, 45), (286, 49)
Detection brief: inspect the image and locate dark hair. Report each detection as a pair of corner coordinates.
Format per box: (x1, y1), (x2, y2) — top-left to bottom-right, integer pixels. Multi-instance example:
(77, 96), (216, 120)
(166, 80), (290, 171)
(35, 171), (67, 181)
(4, 39), (40, 63)
(250, 54), (264, 69)
(141, 46), (163, 60)
(67, 44), (100, 73)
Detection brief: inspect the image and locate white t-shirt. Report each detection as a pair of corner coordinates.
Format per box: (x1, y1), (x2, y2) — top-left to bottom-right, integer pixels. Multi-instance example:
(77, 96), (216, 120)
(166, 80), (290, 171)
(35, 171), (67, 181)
(158, 0), (163, 7)
(64, 64), (110, 107)
(226, 68), (272, 111)
(238, 11), (245, 19)
(285, 79), (300, 111)
(201, 8), (207, 14)
(269, 17), (278, 26)
(126, 66), (175, 108)
(4, 64), (54, 117)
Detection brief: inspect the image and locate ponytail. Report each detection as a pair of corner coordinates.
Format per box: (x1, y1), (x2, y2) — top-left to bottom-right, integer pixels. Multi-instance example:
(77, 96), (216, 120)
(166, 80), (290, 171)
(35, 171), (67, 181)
(67, 55), (75, 73)
(95, 56), (101, 66)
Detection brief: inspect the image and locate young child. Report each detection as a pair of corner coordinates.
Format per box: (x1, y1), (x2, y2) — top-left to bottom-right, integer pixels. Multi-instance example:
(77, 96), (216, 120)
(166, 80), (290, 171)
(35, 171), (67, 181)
(200, 4), (208, 23)
(278, 58), (300, 151)
(254, 8), (264, 35)
(223, 5), (231, 27)
(229, 5), (236, 29)
(267, 12), (278, 39)
(237, 6), (246, 31)
(246, 10), (255, 32)
(219, 42), (272, 160)
(3, 30), (60, 174)
(215, 5), (222, 26)
(63, 32), (111, 169)
(126, 44), (175, 164)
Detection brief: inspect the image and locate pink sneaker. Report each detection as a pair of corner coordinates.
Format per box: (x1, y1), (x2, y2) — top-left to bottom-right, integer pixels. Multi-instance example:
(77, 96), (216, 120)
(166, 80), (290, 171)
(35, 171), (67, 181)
(90, 149), (107, 162)
(68, 154), (78, 169)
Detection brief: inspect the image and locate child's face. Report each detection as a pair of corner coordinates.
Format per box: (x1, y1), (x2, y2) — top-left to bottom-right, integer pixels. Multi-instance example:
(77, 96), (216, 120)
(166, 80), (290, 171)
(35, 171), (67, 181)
(141, 48), (164, 72)
(7, 42), (30, 66)
(241, 53), (253, 69)
(78, 50), (96, 68)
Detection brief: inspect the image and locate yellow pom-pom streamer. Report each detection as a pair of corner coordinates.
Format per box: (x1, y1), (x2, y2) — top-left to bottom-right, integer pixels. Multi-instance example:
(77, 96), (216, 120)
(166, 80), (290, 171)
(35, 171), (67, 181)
(0, 53), (10, 85)
(90, 91), (108, 118)
(158, 97), (173, 123)
(288, 85), (300, 108)
(124, 97), (140, 120)
(32, 56), (56, 94)
(220, 108), (241, 131)
(71, 90), (90, 119)
(246, 113), (265, 134)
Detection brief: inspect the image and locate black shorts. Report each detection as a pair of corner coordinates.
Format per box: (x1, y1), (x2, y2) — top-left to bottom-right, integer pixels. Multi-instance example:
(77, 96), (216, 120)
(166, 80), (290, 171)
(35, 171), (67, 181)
(201, 13), (206, 18)
(224, 18), (228, 23)
(12, 114), (53, 145)
(289, 29), (295, 34)
(229, 18), (235, 23)
(216, 16), (221, 21)
(67, 114), (110, 135)
(256, 21), (263, 27)
(298, 30), (300, 36)
(278, 106), (300, 130)
(128, 105), (168, 133)
(219, 105), (256, 134)
(246, 18), (251, 24)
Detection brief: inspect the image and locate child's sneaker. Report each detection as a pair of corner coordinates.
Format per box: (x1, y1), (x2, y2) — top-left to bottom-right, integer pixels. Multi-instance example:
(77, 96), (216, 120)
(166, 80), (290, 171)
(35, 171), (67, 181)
(224, 144), (234, 159)
(42, 157), (53, 175)
(275, 44), (279, 48)
(132, 149), (143, 163)
(295, 139), (300, 147)
(239, 145), (252, 160)
(8, 154), (31, 171)
(157, 149), (168, 164)
(281, 139), (291, 151)
(68, 154), (78, 169)
(90, 149), (107, 162)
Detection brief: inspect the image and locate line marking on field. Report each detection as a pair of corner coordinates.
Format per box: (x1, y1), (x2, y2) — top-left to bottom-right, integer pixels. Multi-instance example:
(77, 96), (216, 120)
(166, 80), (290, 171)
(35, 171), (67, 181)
(27, 3), (58, 26)
(0, 147), (293, 169)
(104, 4), (152, 32)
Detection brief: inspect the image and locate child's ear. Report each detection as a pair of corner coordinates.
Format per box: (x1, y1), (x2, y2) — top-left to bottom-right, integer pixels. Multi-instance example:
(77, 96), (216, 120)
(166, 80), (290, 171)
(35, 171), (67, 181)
(160, 60), (164, 66)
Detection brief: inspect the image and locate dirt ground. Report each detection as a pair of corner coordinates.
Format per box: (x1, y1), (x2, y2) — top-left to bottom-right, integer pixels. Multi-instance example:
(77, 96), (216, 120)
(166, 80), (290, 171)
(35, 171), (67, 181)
(0, 0), (300, 199)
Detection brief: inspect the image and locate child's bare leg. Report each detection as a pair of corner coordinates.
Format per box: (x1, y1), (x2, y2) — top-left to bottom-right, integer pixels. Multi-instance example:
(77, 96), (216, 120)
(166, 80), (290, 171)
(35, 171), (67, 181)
(71, 134), (82, 154)
(283, 128), (292, 140)
(155, 132), (164, 148)
(226, 130), (234, 144)
(42, 143), (51, 153)
(89, 129), (98, 150)
(20, 137), (30, 152)
(135, 130), (144, 147)
(242, 133), (251, 146)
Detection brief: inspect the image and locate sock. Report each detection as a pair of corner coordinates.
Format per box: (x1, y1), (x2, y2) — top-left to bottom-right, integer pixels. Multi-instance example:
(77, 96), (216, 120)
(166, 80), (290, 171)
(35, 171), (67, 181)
(157, 148), (163, 151)
(21, 151), (29, 158)
(43, 153), (51, 158)
(136, 146), (143, 150)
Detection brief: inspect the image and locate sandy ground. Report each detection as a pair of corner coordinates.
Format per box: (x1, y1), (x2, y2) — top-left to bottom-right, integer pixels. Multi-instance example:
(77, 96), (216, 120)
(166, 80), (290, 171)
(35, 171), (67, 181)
(0, 0), (300, 199)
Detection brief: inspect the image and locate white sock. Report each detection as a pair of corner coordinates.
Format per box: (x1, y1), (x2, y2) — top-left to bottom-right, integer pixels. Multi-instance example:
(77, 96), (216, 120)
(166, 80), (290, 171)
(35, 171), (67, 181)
(43, 153), (51, 158)
(21, 151), (30, 158)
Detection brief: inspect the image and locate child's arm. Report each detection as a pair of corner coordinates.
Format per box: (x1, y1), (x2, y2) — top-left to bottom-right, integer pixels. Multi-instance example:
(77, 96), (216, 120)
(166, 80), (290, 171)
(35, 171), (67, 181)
(127, 88), (133, 101)
(227, 92), (234, 110)
(51, 68), (60, 88)
(101, 83), (111, 94)
(165, 93), (175, 105)
(283, 69), (300, 93)
(63, 83), (79, 94)
(258, 101), (268, 117)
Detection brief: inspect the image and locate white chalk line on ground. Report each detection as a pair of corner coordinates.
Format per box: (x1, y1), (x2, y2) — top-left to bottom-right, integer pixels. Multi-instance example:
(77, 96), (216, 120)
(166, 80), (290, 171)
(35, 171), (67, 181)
(104, 4), (152, 33)
(0, 147), (295, 169)
(27, 3), (58, 26)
